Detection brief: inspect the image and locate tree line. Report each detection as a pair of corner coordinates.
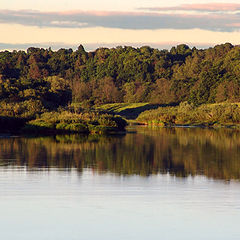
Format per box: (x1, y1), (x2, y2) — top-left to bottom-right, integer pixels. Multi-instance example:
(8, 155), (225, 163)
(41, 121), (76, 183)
(0, 43), (239, 118)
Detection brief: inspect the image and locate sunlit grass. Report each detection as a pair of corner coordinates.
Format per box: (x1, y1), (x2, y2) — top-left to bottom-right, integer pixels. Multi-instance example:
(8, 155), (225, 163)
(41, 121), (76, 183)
(96, 103), (149, 113)
(137, 102), (240, 127)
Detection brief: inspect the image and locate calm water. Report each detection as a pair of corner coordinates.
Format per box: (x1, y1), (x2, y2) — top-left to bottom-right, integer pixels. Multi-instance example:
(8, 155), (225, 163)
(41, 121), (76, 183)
(0, 127), (240, 240)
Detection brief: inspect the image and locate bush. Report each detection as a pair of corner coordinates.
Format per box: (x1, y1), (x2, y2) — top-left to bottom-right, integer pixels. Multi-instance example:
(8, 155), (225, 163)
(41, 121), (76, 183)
(64, 123), (88, 133)
(88, 125), (112, 134)
(27, 119), (55, 129)
(55, 122), (69, 130)
(137, 103), (240, 126)
(22, 110), (127, 134)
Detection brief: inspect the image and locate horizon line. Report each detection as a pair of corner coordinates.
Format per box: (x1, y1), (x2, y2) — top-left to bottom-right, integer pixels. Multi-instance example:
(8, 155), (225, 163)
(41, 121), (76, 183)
(0, 41), (235, 52)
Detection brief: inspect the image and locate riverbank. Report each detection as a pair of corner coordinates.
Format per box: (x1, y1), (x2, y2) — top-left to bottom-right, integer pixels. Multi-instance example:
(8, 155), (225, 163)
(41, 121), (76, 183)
(136, 102), (240, 128)
(96, 102), (240, 128)
(0, 110), (127, 135)
(2, 102), (240, 135)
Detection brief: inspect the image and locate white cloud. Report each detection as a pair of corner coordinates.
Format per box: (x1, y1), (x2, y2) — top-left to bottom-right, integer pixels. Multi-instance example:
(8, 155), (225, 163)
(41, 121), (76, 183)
(50, 21), (88, 27)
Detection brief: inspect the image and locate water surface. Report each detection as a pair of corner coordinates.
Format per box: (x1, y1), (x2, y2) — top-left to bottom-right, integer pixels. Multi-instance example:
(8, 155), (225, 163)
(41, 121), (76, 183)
(0, 127), (240, 240)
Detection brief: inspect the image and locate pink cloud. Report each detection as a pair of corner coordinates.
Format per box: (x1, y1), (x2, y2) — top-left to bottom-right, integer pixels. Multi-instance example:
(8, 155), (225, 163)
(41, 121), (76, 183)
(181, 3), (240, 11)
(226, 23), (240, 27)
(54, 10), (155, 17)
(55, 10), (114, 16)
(142, 3), (240, 12)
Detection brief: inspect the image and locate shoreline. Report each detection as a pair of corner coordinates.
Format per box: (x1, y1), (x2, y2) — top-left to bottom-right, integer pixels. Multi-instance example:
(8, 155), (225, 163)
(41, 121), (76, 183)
(128, 120), (240, 129)
(1, 123), (239, 139)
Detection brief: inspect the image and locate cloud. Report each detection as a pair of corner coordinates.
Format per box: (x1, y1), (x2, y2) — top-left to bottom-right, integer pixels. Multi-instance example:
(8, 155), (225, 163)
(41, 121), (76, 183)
(50, 21), (88, 28)
(226, 23), (240, 27)
(141, 3), (240, 12)
(0, 7), (239, 32)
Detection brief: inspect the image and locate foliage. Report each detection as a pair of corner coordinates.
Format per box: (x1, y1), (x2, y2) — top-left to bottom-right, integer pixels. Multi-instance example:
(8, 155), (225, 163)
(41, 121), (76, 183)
(0, 43), (239, 118)
(22, 110), (127, 134)
(137, 102), (240, 127)
(96, 103), (161, 119)
(1, 43), (240, 131)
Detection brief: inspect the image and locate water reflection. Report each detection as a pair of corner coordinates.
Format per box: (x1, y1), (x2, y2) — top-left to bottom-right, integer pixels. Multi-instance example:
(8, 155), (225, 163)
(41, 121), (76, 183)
(0, 127), (240, 180)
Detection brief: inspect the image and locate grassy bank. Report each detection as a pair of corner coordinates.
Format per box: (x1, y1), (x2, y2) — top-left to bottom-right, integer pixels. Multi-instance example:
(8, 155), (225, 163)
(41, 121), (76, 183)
(136, 102), (240, 127)
(0, 110), (127, 135)
(23, 111), (127, 135)
(95, 102), (171, 120)
(2, 102), (240, 134)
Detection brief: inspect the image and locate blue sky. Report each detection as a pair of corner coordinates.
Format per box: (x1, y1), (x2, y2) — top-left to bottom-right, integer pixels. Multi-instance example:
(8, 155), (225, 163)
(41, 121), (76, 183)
(1, 0), (240, 50)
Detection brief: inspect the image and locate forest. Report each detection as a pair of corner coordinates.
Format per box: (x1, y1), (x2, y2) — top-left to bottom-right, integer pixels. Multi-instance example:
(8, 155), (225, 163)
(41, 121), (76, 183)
(0, 43), (240, 131)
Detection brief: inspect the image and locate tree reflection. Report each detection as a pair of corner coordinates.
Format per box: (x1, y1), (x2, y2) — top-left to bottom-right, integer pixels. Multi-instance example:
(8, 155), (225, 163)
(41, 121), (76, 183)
(0, 127), (240, 180)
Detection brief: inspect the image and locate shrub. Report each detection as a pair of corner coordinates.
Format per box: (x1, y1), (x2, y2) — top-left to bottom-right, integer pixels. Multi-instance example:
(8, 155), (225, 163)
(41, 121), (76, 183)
(64, 123), (88, 133)
(137, 103), (240, 126)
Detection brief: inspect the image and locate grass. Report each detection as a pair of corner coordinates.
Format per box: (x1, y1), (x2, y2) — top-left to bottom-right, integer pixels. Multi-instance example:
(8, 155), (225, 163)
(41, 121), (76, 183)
(96, 103), (163, 120)
(137, 102), (240, 127)
(96, 103), (149, 112)
(3, 101), (240, 134)
(22, 110), (127, 135)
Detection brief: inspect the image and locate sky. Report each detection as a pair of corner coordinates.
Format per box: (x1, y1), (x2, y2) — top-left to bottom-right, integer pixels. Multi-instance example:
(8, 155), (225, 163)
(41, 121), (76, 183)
(0, 0), (240, 51)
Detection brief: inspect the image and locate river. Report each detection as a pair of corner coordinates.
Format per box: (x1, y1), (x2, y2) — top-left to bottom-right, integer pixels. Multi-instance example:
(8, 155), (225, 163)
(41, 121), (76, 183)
(0, 127), (240, 240)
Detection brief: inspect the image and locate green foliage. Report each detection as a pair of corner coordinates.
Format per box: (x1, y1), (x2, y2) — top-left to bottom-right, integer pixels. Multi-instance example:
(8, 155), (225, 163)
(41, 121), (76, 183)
(0, 43), (240, 125)
(64, 123), (88, 133)
(96, 102), (161, 120)
(88, 125), (112, 134)
(21, 110), (127, 134)
(55, 122), (69, 130)
(137, 102), (240, 127)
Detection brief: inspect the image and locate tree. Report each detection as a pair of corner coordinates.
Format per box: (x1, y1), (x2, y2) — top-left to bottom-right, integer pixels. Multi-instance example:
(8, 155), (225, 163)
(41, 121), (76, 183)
(94, 77), (122, 104)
